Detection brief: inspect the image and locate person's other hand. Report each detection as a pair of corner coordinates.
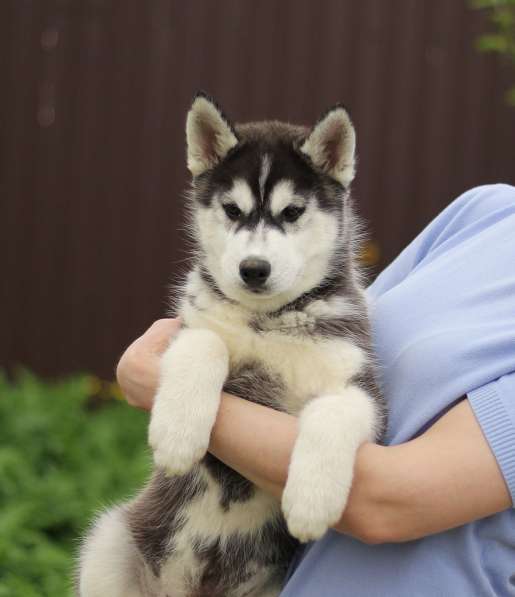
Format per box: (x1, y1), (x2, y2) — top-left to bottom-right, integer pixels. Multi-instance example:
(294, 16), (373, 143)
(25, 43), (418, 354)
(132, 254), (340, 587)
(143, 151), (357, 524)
(116, 318), (181, 410)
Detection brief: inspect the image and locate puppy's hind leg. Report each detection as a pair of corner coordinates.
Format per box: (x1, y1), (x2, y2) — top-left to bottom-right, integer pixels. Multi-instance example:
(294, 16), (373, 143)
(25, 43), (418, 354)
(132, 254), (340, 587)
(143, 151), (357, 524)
(78, 506), (143, 597)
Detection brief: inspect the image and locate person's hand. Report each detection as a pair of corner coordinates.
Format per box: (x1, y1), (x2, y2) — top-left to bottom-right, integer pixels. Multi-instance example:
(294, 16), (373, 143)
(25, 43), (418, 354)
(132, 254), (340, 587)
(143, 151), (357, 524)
(116, 318), (181, 410)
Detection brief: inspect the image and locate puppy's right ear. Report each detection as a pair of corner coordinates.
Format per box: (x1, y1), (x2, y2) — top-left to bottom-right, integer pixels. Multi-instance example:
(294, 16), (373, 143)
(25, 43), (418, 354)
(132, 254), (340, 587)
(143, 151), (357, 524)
(186, 92), (238, 176)
(301, 105), (356, 187)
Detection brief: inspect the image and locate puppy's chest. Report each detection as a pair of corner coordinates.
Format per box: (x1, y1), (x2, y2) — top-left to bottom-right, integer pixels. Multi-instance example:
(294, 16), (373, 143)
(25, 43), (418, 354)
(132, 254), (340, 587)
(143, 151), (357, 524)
(182, 304), (365, 414)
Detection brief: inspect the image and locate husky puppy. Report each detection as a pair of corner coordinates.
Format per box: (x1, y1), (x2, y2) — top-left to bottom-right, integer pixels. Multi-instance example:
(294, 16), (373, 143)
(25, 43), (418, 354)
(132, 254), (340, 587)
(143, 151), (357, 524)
(79, 93), (385, 597)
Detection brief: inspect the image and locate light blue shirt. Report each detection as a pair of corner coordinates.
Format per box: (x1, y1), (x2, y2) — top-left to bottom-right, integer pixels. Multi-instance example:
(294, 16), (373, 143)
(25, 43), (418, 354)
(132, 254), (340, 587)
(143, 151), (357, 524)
(281, 184), (515, 597)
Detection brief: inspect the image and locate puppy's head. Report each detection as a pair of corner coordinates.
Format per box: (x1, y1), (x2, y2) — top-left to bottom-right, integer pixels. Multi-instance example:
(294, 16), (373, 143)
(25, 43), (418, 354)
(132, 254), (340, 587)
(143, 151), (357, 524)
(185, 92), (356, 312)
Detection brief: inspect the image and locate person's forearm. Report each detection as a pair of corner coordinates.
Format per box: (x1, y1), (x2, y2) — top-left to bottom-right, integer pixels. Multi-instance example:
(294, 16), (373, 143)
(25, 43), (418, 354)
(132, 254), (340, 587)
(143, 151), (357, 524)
(209, 393), (297, 497)
(209, 392), (392, 544)
(210, 395), (511, 544)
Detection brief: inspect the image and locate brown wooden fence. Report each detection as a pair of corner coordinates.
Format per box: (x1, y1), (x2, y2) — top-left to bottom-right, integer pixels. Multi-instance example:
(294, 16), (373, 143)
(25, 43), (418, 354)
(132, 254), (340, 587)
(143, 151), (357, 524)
(1, 0), (514, 378)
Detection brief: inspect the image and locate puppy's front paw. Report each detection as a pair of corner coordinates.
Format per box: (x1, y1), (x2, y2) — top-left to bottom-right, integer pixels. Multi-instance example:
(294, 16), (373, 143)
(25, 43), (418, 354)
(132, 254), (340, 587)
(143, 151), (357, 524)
(282, 464), (352, 543)
(282, 485), (330, 542)
(148, 398), (210, 475)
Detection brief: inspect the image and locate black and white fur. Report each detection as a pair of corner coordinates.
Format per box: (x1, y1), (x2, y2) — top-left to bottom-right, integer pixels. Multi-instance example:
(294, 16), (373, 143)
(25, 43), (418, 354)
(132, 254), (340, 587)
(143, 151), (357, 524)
(79, 93), (385, 597)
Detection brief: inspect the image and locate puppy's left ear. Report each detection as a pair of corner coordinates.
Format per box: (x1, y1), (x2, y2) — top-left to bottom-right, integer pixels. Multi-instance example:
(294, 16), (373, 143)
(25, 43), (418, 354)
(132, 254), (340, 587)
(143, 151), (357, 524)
(300, 105), (356, 186)
(186, 92), (238, 176)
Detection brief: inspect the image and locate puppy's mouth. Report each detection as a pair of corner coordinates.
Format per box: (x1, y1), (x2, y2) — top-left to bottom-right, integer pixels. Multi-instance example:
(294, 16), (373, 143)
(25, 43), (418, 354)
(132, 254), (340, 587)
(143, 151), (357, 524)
(240, 283), (273, 297)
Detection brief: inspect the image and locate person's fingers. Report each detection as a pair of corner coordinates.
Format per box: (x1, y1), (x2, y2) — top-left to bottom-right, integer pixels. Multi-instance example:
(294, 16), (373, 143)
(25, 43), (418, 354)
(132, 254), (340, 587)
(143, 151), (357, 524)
(126, 392), (152, 411)
(148, 318), (181, 333)
(132, 319), (181, 358)
(140, 318), (182, 353)
(116, 319), (177, 386)
(116, 319), (180, 411)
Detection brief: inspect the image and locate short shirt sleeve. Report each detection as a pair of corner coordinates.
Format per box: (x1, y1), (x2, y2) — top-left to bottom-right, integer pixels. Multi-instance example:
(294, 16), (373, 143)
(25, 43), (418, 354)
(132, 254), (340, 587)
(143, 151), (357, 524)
(468, 372), (515, 505)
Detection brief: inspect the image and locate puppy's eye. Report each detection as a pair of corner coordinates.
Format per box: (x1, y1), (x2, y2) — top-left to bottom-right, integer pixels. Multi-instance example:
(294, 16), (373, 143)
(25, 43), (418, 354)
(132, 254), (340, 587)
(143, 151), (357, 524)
(222, 203), (242, 221)
(282, 205), (305, 223)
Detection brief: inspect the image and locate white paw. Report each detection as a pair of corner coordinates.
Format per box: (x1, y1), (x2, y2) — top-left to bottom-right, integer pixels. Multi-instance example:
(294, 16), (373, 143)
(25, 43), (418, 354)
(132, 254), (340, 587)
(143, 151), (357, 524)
(148, 401), (209, 476)
(282, 469), (351, 543)
(282, 493), (330, 542)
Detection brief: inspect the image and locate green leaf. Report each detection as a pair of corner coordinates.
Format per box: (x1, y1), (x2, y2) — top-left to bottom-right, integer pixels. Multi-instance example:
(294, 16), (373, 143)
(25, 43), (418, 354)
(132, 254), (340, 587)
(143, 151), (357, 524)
(491, 7), (515, 27)
(471, 0), (515, 9)
(476, 33), (510, 52)
(505, 85), (515, 104)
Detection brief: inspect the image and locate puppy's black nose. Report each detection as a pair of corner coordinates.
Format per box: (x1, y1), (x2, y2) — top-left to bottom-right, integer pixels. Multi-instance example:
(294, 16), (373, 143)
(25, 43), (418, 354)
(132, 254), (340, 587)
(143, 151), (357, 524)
(239, 258), (271, 288)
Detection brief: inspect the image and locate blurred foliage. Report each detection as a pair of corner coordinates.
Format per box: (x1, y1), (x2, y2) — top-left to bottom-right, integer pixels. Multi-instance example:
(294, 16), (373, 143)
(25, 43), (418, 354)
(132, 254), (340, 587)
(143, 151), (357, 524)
(0, 371), (150, 597)
(472, 0), (515, 105)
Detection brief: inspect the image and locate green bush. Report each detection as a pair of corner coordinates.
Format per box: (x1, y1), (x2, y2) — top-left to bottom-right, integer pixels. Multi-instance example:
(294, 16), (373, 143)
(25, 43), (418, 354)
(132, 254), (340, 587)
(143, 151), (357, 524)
(0, 371), (150, 597)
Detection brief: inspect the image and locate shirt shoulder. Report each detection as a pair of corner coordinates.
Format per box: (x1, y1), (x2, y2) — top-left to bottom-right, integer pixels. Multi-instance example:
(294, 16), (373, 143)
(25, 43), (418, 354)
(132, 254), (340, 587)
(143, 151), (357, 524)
(369, 184), (515, 298)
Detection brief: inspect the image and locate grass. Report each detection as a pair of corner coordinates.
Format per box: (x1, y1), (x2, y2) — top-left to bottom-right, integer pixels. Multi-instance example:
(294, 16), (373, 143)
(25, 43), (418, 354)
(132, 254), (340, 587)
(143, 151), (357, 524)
(0, 370), (150, 597)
